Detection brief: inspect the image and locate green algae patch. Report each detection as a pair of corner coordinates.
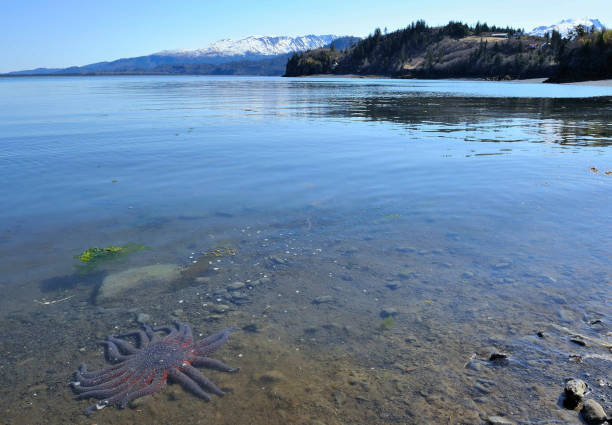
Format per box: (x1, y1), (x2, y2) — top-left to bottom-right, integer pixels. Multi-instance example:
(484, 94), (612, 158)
(380, 316), (396, 330)
(77, 246), (123, 262)
(75, 243), (148, 273)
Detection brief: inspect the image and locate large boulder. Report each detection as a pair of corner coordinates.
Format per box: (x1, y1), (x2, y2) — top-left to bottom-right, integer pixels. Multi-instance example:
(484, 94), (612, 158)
(581, 399), (608, 425)
(97, 264), (181, 303)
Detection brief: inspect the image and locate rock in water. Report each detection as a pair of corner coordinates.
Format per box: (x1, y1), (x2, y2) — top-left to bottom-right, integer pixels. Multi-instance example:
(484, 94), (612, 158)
(487, 416), (515, 425)
(97, 264), (181, 303)
(564, 378), (587, 409)
(380, 307), (398, 317)
(227, 281), (246, 291)
(581, 399), (607, 425)
(313, 295), (334, 304)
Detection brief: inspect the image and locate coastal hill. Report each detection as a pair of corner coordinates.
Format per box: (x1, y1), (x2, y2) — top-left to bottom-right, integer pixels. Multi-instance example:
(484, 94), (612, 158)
(284, 20), (612, 83)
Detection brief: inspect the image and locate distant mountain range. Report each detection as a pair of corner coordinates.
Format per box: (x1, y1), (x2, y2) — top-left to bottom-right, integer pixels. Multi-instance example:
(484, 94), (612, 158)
(529, 18), (605, 38)
(159, 35), (338, 57)
(8, 35), (360, 76)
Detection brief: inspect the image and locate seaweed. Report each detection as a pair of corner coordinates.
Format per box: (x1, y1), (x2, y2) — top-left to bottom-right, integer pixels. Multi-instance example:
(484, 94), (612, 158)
(74, 243), (148, 273)
(380, 316), (396, 330)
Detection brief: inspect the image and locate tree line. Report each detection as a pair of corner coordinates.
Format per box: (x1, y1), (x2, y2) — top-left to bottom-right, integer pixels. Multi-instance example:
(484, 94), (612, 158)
(284, 20), (612, 83)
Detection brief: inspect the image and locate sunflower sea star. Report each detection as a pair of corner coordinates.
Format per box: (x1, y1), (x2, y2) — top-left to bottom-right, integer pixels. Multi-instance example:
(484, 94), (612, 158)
(71, 322), (238, 416)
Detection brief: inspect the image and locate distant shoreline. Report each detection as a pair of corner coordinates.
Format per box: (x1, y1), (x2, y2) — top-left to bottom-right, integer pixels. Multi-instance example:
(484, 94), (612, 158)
(1, 73), (611, 87)
(292, 74), (612, 87)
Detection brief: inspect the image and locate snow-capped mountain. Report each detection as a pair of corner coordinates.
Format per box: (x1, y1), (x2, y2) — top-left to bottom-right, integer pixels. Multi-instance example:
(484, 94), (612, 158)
(529, 18), (605, 38)
(159, 35), (338, 58)
(9, 34), (353, 75)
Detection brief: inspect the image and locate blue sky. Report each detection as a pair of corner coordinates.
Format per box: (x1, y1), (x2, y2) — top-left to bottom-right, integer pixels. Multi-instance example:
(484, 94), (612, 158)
(2, 0), (610, 73)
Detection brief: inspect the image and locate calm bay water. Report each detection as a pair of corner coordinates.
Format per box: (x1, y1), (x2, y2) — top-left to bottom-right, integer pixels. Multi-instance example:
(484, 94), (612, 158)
(0, 76), (611, 424)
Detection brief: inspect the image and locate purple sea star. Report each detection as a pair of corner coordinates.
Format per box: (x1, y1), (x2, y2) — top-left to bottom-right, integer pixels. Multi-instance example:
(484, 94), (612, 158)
(71, 322), (238, 415)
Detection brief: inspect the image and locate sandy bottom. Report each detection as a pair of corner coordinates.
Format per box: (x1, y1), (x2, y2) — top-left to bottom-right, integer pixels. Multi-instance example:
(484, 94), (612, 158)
(0, 219), (610, 425)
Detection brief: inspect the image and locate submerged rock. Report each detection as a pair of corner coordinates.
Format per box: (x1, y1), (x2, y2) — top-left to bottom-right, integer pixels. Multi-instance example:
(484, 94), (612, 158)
(581, 399), (607, 424)
(211, 304), (231, 314)
(487, 416), (515, 425)
(227, 281), (246, 291)
(570, 336), (587, 347)
(380, 307), (398, 318)
(397, 269), (415, 279)
(489, 352), (509, 361)
(257, 370), (286, 383)
(313, 295), (334, 304)
(97, 264), (181, 303)
(564, 378), (587, 409)
(385, 281), (402, 290)
(269, 256), (286, 265)
(135, 313), (151, 324)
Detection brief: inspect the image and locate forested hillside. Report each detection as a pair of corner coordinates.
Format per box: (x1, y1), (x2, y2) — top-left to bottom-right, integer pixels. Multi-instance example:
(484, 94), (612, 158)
(285, 21), (612, 82)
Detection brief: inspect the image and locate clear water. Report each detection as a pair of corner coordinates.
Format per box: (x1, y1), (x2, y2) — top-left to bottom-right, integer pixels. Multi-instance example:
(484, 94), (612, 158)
(0, 76), (611, 424)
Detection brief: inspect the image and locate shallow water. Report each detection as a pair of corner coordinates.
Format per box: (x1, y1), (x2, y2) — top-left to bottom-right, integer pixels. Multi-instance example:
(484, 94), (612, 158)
(0, 76), (611, 424)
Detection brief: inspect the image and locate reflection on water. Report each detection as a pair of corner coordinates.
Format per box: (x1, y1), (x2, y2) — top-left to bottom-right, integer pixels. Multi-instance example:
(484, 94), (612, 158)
(0, 76), (611, 424)
(324, 95), (612, 146)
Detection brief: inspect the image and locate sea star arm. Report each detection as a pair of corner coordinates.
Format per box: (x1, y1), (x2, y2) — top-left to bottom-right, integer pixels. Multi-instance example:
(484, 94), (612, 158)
(180, 364), (225, 396)
(72, 369), (135, 393)
(168, 368), (211, 401)
(143, 325), (161, 343)
(188, 356), (238, 373)
(75, 363), (130, 386)
(102, 340), (133, 362)
(107, 336), (139, 354)
(115, 330), (150, 348)
(118, 371), (167, 407)
(189, 326), (235, 354)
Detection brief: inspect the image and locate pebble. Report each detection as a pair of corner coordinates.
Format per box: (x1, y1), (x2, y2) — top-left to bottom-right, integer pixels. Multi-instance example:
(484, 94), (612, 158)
(380, 307), (398, 318)
(397, 269), (415, 279)
(465, 360), (482, 372)
(242, 323), (259, 333)
(227, 281), (245, 291)
(489, 352), (509, 361)
(461, 271), (475, 279)
(230, 293), (249, 305)
(385, 281), (402, 290)
(570, 336), (587, 347)
(474, 383), (490, 394)
(257, 370), (286, 383)
(313, 295), (334, 304)
(581, 399), (608, 425)
(211, 304), (230, 314)
(269, 256), (286, 265)
(28, 384), (48, 393)
(135, 312), (150, 324)
(251, 277), (270, 287)
(195, 276), (211, 284)
(564, 378), (587, 409)
(487, 416), (515, 425)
